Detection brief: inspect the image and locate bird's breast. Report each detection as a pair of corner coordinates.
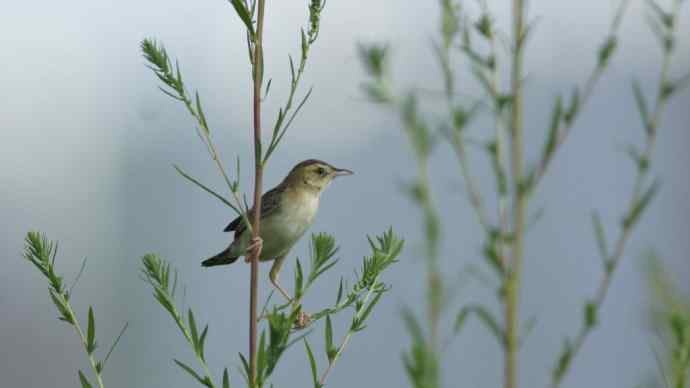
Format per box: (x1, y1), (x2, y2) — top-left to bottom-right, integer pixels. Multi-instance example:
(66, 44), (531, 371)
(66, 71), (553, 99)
(256, 190), (319, 260)
(281, 190), (319, 232)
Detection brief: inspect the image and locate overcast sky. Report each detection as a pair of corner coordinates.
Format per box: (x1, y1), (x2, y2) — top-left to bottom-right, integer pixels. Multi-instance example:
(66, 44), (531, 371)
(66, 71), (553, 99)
(2, 1), (690, 388)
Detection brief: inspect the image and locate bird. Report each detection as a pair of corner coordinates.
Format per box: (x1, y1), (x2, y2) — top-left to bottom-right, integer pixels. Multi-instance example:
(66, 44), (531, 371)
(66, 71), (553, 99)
(202, 159), (353, 301)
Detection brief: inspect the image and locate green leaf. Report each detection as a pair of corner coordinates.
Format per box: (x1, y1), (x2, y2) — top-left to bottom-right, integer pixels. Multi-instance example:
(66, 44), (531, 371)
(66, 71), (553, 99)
(543, 95), (563, 162)
(238, 353), (251, 382)
(353, 291), (384, 331)
(263, 78), (272, 99)
(597, 36), (617, 67)
(482, 232), (505, 277)
(257, 331), (267, 381)
(324, 315), (336, 362)
(301, 28), (308, 60)
(553, 339), (573, 381)
(195, 92), (209, 132)
(591, 211), (609, 265)
(335, 277), (344, 305)
(294, 258), (304, 299)
(454, 305), (506, 347)
(223, 368), (230, 388)
(303, 339), (320, 388)
(102, 322), (128, 371)
(289, 55), (296, 83)
(188, 309), (199, 352)
(563, 87), (580, 125)
(173, 164), (239, 212)
(87, 306), (96, 354)
(632, 79), (652, 134)
(198, 325), (209, 360)
(174, 359), (211, 387)
(229, 0), (255, 37)
(78, 370), (93, 388)
(623, 180), (660, 229)
(49, 289), (73, 324)
(584, 301), (598, 329)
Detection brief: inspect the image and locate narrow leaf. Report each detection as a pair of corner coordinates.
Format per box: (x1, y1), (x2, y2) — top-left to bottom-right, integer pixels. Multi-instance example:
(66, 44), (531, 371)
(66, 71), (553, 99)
(623, 180), (660, 229)
(335, 277), (344, 305)
(102, 322), (129, 370)
(87, 306), (96, 354)
(304, 339), (319, 387)
(199, 325), (209, 360)
(174, 359), (209, 387)
(78, 370), (93, 388)
(173, 164), (239, 212)
(584, 301), (598, 329)
(591, 211), (609, 264)
(455, 305), (506, 347)
(324, 315), (335, 362)
(632, 79), (652, 133)
(223, 368), (231, 388)
(188, 309), (199, 352)
(195, 92), (209, 132)
(543, 95), (563, 162)
(229, 0), (255, 37)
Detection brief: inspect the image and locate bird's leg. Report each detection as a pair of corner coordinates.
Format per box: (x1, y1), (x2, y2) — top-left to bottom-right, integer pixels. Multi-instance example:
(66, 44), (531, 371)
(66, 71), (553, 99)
(245, 236), (263, 263)
(269, 253), (293, 302)
(269, 253), (312, 329)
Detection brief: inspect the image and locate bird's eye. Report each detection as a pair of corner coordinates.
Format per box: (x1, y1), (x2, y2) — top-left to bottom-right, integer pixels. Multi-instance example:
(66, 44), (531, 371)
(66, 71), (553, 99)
(316, 167), (326, 176)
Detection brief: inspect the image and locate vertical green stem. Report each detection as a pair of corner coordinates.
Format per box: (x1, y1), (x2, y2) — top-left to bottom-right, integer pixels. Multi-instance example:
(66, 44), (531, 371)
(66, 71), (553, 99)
(506, 1), (526, 388)
(249, 0), (266, 385)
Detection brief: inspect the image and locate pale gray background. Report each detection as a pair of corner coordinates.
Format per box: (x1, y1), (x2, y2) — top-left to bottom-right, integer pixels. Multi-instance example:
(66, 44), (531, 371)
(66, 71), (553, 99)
(1, 0), (689, 387)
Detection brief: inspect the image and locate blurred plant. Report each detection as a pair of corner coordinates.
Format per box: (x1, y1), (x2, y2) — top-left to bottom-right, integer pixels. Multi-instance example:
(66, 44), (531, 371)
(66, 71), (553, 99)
(646, 255), (690, 388)
(21, 231), (128, 388)
(360, 1), (689, 388)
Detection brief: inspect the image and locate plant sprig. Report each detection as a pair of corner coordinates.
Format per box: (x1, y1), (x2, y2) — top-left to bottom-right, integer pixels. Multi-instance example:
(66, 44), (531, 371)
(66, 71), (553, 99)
(140, 39), (253, 236)
(140, 254), (227, 388)
(550, 1), (687, 386)
(22, 231), (128, 388)
(262, 0), (327, 164)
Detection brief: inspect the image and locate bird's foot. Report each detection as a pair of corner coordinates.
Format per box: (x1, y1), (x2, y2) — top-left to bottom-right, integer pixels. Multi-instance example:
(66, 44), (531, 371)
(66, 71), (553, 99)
(294, 311), (312, 330)
(245, 236), (263, 263)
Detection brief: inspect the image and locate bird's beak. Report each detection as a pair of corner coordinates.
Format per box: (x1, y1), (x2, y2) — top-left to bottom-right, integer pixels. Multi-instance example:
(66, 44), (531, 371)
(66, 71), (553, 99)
(333, 167), (354, 177)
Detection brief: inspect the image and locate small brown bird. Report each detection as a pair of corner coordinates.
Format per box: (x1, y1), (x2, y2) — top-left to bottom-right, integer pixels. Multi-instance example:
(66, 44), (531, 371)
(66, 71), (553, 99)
(202, 159), (353, 301)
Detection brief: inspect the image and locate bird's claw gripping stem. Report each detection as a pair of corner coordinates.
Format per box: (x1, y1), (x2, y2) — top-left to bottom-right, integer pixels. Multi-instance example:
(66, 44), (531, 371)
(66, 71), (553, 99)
(245, 236), (263, 262)
(294, 311), (312, 330)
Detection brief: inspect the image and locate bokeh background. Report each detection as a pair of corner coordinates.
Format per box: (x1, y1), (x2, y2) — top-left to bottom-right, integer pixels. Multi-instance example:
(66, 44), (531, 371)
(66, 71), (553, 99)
(2, 0), (690, 387)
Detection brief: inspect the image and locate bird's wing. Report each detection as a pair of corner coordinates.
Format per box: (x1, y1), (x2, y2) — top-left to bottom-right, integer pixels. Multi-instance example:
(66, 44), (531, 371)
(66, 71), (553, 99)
(223, 184), (285, 237)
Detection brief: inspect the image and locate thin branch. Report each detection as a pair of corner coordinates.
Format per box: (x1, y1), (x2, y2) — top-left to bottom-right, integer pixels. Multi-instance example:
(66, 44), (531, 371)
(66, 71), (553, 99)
(550, 1), (681, 386)
(248, 0), (266, 385)
(532, 0), (631, 186)
(505, 1), (526, 388)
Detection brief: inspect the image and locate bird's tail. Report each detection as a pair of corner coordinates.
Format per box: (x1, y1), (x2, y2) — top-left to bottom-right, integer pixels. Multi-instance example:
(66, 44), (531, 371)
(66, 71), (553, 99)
(201, 247), (239, 267)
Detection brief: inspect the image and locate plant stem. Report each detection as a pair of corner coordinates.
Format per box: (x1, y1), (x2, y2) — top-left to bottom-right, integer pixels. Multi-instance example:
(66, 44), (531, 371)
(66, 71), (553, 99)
(318, 331), (352, 386)
(506, 1), (525, 388)
(64, 303), (105, 388)
(487, 23), (510, 269)
(532, 0), (630, 186)
(249, 0), (266, 385)
(551, 3), (679, 386)
(318, 276), (380, 385)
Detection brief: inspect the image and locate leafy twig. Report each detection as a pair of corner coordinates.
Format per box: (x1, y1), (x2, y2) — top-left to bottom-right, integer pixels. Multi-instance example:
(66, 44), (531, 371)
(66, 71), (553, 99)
(23, 231), (127, 388)
(550, 1), (685, 386)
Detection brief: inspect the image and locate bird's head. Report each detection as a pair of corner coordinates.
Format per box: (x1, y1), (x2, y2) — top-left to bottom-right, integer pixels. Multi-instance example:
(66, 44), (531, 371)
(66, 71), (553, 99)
(285, 159), (353, 193)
